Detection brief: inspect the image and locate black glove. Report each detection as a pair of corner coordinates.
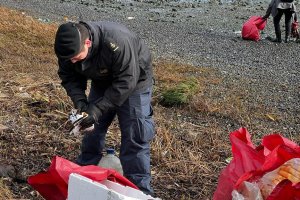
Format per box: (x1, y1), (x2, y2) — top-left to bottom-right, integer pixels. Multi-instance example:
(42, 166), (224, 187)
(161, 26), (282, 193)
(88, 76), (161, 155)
(79, 103), (102, 130)
(74, 99), (88, 113)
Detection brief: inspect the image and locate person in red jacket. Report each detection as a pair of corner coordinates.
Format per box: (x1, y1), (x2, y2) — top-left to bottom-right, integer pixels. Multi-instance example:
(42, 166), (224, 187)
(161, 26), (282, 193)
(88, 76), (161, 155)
(263, 0), (297, 43)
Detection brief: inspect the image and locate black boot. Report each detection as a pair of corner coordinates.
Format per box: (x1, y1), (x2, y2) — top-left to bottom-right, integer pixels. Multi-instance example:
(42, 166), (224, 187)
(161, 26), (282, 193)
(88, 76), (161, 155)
(274, 27), (282, 43)
(272, 21), (282, 43)
(284, 35), (290, 43)
(266, 36), (282, 43)
(271, 37), (282, 43)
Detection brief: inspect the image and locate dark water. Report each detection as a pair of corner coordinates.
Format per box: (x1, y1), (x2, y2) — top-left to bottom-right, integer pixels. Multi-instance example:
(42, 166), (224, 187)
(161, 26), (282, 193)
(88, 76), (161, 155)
(178, 0), (300, 4)
(102, 0), (270, 4)
(83, 0), (273, 7)
(144, 0), (270, 4)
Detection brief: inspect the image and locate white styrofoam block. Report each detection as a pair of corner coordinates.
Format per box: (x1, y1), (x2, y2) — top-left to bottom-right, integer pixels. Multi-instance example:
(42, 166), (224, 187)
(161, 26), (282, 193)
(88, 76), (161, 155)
(67, 173), (146, 200)
(100, 180), (155, 200)
(68, 173), (109, 200)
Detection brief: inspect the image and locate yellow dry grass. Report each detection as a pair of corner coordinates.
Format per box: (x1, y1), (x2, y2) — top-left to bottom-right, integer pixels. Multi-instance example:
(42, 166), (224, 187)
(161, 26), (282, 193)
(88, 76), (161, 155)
(0, 179), (13, 199)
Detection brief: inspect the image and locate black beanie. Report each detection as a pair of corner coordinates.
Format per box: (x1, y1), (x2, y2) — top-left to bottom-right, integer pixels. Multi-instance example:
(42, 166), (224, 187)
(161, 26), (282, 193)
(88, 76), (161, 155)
(54, 22), (81, 59)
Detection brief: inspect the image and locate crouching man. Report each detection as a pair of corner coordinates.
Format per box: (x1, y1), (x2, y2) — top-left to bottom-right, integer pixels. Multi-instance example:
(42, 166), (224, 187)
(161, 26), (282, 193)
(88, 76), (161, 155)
(54, 21), (155, 195)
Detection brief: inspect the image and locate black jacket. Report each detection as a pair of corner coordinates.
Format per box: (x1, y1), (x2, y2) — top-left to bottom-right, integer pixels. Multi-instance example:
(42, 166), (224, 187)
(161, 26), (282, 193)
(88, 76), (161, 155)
(58, 21), (153, 115)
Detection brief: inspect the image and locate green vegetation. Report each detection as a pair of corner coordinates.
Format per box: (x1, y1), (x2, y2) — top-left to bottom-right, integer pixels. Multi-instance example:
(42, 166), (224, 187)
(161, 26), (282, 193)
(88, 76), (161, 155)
(161, 77), (198, 106)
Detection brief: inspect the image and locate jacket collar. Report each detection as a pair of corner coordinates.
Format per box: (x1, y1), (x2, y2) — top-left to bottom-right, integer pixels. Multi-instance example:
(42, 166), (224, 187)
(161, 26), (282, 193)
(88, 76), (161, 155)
(79, 21), (103, 71)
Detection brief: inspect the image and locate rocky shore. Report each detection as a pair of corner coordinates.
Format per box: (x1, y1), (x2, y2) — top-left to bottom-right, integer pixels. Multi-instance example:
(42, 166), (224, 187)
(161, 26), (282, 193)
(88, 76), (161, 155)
(1, 0), (299, 132)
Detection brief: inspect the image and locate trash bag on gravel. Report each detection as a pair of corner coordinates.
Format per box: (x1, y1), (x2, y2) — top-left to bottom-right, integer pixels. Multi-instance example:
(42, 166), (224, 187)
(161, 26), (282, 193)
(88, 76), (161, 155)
(242, 16), (267, 41)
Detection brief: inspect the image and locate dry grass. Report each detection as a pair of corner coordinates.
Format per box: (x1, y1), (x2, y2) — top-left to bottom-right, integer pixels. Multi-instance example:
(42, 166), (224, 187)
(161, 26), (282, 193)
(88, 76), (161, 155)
(0, 180), (13, 199)
(1, 5), (300, 200)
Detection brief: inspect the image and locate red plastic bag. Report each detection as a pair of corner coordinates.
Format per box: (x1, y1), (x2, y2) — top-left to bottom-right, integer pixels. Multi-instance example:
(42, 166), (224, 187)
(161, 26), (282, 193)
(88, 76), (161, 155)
(267, 180), (300, 200)
(213, 127), (300, 200)
(28, 156), (138, 200)
(242, 16), (267, 41)
(213, 128), (265, 200)
(292, 21), (298, 31)
(291, 21), (299, 38)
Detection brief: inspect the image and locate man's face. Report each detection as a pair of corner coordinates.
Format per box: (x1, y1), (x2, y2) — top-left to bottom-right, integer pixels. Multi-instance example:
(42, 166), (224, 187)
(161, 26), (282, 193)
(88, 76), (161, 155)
(70, 39), (91, 63)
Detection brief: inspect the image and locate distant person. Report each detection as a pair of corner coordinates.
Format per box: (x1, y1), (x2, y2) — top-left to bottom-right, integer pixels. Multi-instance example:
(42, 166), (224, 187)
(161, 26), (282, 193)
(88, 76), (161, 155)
(263, 0), (297, 43)
(54, 21), (155, 195)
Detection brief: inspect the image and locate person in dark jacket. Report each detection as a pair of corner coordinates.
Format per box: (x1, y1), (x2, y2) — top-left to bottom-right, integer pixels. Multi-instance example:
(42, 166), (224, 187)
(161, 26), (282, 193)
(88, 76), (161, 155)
(54, 21), (155, 195)
(263, 0), (297, 43)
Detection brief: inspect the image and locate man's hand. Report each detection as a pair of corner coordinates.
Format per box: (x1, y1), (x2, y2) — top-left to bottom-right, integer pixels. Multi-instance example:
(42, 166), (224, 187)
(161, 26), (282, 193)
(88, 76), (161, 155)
(74, 99), (88, 112)
(79, 103), (101, 130)
(262, 15), (268, 20)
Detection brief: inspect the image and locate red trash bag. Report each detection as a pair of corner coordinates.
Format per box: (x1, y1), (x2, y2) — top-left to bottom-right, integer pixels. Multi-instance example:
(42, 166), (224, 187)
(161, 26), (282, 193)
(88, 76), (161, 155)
(213, 127), (300, 200)
(291, 21), (299, 38)
(213, 128), (265, 200)
(27, 156), (139, 200)
(242, 16), (267, 41)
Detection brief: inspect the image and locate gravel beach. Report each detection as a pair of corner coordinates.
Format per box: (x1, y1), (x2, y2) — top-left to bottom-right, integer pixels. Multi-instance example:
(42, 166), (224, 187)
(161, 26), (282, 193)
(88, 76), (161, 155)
(1, 0), (299, 133)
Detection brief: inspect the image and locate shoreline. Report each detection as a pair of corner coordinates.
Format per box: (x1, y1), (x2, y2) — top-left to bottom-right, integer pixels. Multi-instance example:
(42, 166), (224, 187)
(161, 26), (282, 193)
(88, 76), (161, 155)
(0, 0), (299, 134)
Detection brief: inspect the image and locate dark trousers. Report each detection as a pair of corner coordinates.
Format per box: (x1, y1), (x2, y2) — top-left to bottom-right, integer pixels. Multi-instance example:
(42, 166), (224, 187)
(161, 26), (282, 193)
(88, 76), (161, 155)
(274, 8), (293, 41)
(76, 84), (155, 195)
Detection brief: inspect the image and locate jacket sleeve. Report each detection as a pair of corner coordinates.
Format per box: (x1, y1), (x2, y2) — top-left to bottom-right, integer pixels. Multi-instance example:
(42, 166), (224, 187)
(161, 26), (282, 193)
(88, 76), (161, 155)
(264, 0), (275, 18)
(57, 59), (88, 104)
(94, 38), (140, 115)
